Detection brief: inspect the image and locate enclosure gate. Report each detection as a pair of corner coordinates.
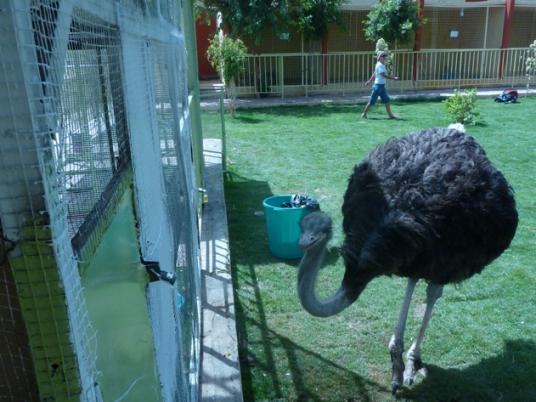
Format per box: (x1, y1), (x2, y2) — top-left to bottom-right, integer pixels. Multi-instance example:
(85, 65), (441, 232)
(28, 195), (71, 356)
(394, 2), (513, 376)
(0, 1), (201, 401)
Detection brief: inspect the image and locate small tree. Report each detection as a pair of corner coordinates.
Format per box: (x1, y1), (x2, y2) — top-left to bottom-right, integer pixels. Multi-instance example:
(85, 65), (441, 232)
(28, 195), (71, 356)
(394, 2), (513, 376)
(526, 40), (536, 94)
(363, 0), (423, 47)
(202, 0), (345, 44)
(207, 34), (247, 115)
(443, 89), (480, 125)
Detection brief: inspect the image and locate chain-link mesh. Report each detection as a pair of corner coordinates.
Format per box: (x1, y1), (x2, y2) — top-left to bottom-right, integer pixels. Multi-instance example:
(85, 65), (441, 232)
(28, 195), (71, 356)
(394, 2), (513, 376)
(0, 0), (201, 401)
(152, 43), (201, 400)
(55, 10), (131, 256)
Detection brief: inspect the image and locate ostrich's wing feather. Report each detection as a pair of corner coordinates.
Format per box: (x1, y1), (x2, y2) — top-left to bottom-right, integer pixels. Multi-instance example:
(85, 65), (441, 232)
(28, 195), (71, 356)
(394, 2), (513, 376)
(341, 128), (518, 285)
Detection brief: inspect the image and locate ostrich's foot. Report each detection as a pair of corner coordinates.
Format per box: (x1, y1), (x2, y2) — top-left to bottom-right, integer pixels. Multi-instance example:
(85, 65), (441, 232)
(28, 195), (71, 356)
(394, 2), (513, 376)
(390, 350), (404, 394)
(388, 336), (404, 394)
(403, 352), (427, 386)
(401, 283), (443, 387)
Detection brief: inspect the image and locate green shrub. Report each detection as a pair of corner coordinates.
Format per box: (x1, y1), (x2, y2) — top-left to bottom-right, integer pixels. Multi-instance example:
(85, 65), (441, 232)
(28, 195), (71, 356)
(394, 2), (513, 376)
(443, 88), (480, 125)
(207, 34), (247, 115)
(206, 34), (247, 87)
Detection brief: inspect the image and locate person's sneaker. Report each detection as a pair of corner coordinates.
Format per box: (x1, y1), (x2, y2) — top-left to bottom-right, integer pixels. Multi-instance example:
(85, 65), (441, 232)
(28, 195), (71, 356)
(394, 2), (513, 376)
(361, 113), (367, 119)
(389, 115), (399, 120)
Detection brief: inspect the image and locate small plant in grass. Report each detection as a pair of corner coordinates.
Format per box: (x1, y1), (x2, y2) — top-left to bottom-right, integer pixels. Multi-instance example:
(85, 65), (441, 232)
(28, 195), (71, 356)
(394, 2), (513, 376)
(526, 40), (536, 93)
(207, 34), (247, 116)
(443, 88), (480, 125)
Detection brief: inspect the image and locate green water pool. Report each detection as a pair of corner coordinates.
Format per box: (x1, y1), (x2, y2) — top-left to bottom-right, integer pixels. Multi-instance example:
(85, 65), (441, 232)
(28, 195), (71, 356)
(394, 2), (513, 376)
(82, 189), (161, 401)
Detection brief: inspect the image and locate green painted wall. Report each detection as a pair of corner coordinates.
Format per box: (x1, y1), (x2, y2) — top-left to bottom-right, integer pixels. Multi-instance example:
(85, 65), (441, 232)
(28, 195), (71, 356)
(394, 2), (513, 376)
(10, 216), (81, 401)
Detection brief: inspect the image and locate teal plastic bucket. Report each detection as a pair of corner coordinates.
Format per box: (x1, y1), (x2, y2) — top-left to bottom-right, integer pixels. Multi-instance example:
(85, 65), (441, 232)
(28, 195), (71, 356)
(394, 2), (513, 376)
(263, 195), (312, 259)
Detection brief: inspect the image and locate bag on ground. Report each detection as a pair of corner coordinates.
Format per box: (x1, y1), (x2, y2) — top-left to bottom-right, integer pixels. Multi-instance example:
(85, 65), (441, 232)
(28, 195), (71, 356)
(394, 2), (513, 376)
(494, 88), (518, 103)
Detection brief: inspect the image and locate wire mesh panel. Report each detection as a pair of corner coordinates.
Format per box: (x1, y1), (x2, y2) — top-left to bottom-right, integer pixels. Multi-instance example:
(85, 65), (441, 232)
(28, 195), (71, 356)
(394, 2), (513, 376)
(58, 10), (131, 258)
(150, 39), (201, 402)
(1, 1), (105, 400)
(118, 6), (202, 402)
(1, 0), (202, 401)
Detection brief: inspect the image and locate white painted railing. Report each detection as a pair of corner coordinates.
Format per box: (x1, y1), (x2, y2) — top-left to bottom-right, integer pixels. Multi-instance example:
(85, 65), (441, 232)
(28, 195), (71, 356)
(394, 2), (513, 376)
(235, 47), (531, 98)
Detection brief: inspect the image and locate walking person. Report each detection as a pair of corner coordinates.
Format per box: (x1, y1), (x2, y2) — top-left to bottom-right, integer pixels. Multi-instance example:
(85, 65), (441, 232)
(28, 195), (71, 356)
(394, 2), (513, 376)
(361, 52), (399, 119)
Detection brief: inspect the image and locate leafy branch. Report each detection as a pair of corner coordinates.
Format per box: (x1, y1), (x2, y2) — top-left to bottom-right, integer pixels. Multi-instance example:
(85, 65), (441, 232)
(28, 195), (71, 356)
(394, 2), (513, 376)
(363, 0), (423, 46)
(201, 0), (346, 43)
(207, 34), (248, 115)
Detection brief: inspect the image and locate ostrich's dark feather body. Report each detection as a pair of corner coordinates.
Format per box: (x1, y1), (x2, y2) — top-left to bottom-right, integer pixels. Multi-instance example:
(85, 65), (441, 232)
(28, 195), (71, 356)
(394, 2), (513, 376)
(341, 128), (518, 290)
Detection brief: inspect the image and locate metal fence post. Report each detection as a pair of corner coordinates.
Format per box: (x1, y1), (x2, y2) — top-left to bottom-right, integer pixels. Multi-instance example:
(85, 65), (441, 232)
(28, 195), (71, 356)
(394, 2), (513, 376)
(279, 55), (284, 99)
(304, 53), (308, 97)
(219, 90), (227, 172)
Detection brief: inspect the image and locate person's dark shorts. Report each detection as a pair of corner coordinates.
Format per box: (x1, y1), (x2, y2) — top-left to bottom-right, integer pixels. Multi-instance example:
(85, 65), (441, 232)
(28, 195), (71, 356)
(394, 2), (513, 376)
(369, 83), (390, 105)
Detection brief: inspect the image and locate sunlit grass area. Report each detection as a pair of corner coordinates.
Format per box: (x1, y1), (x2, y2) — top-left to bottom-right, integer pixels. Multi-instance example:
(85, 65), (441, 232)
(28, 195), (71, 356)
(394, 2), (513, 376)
(202, 97), (536, 402)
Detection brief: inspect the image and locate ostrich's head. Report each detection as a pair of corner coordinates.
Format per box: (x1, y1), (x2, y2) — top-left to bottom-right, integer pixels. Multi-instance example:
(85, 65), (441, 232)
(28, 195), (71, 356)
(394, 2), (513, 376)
(299, 211), (333, 250)
(297, 210), (360, 317)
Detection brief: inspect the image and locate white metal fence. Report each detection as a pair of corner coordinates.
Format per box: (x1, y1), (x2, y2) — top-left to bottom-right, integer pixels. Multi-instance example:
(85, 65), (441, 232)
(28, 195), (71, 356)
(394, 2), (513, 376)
(235, 47), (532, 98)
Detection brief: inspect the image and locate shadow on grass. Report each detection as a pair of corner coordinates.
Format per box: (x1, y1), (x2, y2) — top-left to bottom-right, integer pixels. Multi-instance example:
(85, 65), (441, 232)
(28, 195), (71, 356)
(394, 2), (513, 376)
(233, 104), (358, 119)
(226, 172), (386, 401)
(224, 172), (273, 267)
(233, 115), (265, 124)
(233, 246), (386, 401)
(225, 171), (341, 269)
(225, 172), (536, 402)
(398, 338), (536, 402)
(241, 324), (389, 402)
(362, 116), (408, 121)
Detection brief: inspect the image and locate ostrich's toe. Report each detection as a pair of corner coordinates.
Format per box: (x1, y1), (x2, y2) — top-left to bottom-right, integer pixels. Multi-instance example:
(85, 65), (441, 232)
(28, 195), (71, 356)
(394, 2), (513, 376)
(390, 350), (404, 394)
(403, 356), (426, 386)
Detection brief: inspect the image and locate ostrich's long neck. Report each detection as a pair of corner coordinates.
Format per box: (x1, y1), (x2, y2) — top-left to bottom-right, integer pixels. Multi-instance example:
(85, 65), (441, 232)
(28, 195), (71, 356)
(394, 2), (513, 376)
(297, 242), (360, 317)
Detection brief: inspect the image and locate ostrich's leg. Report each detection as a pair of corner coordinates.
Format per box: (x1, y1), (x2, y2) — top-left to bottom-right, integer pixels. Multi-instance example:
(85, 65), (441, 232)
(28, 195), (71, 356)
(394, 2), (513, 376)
(403, 282), (443, 385)
(389, 278), (418, 394)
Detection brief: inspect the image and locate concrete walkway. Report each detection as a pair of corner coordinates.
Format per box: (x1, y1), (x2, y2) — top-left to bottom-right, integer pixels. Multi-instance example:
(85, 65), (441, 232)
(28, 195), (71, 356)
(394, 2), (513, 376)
(200, 139), (243, 402)
(200, 83), (536, 111)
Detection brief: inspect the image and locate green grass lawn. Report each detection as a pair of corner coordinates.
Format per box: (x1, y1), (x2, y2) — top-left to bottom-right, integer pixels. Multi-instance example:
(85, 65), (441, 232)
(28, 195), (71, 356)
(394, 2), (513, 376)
(202, 97), (536, 402)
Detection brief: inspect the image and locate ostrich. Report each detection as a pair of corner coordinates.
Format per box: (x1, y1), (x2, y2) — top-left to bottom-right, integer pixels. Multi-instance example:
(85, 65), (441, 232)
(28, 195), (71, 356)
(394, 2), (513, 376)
(297, 127), (518, 393)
